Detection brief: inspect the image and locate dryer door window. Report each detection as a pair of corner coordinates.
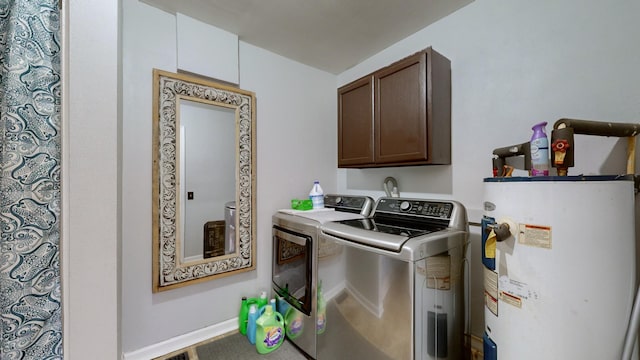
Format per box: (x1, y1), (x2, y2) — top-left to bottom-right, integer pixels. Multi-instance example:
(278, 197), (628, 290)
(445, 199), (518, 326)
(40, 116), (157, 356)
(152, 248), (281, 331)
(272, 225), (312, 315)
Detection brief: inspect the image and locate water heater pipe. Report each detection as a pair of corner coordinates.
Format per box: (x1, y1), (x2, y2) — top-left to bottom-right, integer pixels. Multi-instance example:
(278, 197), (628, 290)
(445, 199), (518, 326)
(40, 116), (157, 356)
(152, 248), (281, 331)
(552, 118), (640, 175)
(492, 142), (531, 177)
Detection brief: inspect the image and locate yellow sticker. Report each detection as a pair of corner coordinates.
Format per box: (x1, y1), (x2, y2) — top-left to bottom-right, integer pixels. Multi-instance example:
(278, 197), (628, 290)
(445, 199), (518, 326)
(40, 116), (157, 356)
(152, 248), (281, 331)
(485, 229), (497, 258)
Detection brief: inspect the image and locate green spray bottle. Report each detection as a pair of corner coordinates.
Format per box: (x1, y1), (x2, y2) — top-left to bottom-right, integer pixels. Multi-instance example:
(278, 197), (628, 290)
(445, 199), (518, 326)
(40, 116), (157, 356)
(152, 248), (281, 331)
(255, 305), (284, 354)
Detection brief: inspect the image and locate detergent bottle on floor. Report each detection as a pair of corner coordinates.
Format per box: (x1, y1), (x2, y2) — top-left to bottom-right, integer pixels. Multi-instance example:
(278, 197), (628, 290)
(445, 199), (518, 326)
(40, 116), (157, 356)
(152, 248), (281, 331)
(246, 304), (259, 345)
(239, 296), (260, 336)
(255, 305), (284, 354)
(257, 290), (269, 308)
(238, 297), (249, 335)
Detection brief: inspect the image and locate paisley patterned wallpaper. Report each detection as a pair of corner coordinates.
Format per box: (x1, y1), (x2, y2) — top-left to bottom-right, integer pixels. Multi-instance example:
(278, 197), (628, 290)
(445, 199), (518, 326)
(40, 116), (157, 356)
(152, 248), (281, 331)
(0, 0), (62, 358)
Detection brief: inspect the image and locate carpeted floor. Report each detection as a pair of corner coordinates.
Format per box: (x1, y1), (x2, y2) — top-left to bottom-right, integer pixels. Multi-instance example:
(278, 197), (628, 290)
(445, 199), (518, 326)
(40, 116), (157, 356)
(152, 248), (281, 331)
(197, 332), (308, 360)
(155, 294), (391, 360)
(155, 331), (308, 360)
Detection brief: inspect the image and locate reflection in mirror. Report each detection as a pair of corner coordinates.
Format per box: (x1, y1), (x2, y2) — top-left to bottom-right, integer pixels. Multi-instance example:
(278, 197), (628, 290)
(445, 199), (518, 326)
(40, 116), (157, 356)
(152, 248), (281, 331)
(152, 69), (256, 292)
(179, 100), (235, 261)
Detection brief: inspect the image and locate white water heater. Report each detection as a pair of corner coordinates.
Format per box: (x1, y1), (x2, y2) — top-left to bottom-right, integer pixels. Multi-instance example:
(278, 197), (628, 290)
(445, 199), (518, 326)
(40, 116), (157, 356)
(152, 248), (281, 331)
(482, 175), (637, 359)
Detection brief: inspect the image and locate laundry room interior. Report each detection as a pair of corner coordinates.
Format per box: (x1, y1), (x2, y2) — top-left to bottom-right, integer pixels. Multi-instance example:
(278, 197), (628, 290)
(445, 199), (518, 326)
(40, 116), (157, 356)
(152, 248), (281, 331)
(55, 0), (640, 359)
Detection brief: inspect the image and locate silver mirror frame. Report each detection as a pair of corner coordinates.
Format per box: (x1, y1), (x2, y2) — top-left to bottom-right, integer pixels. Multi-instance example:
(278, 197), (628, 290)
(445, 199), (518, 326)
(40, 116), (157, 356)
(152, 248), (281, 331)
(152, 69), (256, 292)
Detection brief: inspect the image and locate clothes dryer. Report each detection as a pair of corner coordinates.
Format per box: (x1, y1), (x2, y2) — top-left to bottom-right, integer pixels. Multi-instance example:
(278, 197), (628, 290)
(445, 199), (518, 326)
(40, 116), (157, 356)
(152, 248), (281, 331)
(271, 194), (374, 359)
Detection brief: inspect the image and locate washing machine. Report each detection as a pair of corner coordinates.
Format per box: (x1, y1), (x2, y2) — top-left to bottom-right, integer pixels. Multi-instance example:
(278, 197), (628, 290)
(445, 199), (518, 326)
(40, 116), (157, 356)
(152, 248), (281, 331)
(318, 197), (469, 359)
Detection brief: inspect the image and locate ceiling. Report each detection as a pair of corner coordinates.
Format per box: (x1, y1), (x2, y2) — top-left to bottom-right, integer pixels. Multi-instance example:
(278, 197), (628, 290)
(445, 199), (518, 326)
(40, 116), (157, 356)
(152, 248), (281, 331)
(139, 0), (473, 74)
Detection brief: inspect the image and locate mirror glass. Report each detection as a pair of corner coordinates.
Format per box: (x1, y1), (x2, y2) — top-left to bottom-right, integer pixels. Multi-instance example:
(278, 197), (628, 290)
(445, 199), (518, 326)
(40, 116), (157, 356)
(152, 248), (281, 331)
(152, 69), (256, 292)
(180, 100), (235, 261)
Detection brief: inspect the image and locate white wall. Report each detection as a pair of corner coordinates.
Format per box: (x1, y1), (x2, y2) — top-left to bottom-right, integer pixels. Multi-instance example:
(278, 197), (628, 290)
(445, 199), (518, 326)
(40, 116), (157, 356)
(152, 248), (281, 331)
(121, 0), (337, 355)
(338, 0), (640, 207)
(336, 0), (640, 339)
(63, 0), (121, 359)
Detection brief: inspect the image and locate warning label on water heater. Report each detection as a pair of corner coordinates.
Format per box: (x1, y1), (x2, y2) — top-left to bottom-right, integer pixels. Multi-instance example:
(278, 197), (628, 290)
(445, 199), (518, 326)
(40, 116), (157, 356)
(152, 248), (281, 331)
(484, 267), (498, 316)
(518, 223), (552, 249)
(499, 291), (522, 308)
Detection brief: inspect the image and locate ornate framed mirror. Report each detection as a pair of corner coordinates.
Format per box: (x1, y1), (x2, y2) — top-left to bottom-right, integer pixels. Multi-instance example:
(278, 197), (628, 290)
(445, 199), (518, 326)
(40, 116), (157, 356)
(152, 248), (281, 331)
(152, 69), (256, 292)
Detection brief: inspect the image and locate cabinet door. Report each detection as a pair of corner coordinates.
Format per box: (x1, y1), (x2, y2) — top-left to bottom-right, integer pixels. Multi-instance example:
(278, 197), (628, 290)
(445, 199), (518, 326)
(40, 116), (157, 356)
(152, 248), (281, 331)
(338, 76), (374, 167)
(374, 51), (428, 164)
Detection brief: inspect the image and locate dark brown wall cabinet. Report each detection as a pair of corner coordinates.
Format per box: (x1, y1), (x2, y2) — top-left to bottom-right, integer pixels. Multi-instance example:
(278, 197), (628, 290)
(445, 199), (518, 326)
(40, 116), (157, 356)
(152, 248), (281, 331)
(338, 47), (451, 168)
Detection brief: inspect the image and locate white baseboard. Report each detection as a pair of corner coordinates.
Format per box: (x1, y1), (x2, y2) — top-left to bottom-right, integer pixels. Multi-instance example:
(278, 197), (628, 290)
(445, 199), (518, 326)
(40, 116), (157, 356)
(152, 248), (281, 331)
(122, 318), (237, 360)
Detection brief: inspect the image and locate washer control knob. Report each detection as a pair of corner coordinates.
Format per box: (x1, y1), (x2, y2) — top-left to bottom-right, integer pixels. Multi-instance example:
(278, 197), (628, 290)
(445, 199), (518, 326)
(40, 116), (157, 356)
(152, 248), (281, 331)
(400, 201), (411, 211)
(335, 196), (342, 205)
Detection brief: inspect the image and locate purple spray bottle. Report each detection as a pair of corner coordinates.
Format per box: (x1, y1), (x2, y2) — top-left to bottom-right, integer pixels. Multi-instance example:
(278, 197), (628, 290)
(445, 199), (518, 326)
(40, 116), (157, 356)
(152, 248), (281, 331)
(530, 121), (549, 176)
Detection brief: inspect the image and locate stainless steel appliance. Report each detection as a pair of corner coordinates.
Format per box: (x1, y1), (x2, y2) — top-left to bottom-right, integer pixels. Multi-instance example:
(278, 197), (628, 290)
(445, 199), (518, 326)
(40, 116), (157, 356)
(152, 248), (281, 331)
(272, 194), (374, 359)
(318, 197), (468, 360)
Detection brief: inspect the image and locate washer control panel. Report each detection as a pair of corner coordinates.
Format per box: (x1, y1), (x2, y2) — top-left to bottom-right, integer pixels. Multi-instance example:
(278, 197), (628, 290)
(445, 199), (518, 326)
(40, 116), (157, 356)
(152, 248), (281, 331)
(375, 198), (453, 219)
(324, 194), (374, 216)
